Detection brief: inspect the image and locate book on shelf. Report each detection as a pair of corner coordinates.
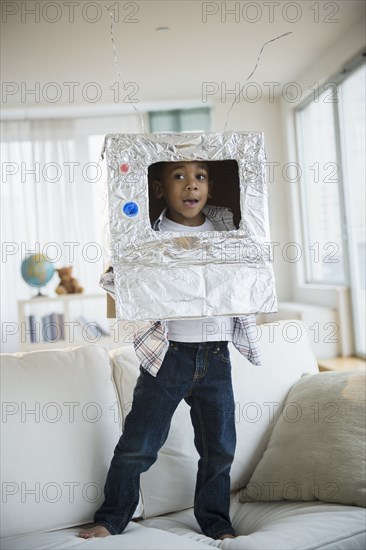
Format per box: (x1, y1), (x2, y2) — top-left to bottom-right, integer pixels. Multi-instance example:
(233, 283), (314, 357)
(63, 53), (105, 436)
(41, 314), (51, 342)
(77, 315), (111, 339)
(27, 312), (65, 343)
(41, 313), (64, 343)
(25, 311), (110, 344)
(58, 313), (65, 340)
(28, 314), (39, 343)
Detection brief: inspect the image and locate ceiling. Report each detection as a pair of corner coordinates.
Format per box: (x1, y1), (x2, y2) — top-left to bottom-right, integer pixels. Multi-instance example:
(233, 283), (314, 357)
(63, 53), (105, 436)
(1, 0), (365, 106)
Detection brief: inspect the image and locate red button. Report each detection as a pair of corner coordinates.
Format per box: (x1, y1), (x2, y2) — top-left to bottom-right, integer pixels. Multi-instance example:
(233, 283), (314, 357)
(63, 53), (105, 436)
(120, 163), (129, 173)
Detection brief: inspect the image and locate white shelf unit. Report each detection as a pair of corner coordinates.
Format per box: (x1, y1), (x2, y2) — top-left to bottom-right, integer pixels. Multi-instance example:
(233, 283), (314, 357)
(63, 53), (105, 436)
(257, 301), (340, 359)
(18, 293), (114, 351)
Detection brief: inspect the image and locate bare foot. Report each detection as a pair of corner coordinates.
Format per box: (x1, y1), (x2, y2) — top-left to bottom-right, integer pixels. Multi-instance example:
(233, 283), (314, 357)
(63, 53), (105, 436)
(78, 525), (111, 538)
(218, 533), (236, 540)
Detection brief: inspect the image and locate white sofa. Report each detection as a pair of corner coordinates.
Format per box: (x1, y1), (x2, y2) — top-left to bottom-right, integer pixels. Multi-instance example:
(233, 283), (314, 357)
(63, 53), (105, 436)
(1, 321), (365, 550)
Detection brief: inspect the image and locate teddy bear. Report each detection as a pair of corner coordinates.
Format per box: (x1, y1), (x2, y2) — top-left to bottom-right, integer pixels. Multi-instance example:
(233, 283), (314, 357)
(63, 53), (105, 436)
(55, 266), (84, 295)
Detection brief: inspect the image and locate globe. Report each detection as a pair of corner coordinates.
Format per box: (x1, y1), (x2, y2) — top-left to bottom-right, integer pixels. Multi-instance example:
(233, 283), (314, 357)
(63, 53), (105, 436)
(21, 254), (55, 297)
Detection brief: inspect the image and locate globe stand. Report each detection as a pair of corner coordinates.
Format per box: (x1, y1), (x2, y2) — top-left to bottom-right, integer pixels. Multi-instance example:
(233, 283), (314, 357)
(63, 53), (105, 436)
(33, 289), (48, 298)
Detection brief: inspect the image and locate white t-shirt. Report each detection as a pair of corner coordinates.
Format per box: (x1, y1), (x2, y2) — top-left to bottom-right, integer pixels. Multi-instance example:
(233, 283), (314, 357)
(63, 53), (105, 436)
(159, 214), (234, 343)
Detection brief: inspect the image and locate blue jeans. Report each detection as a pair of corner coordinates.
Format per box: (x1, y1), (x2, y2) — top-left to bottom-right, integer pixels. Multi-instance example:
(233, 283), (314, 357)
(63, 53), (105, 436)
(94, 340), (236, 539)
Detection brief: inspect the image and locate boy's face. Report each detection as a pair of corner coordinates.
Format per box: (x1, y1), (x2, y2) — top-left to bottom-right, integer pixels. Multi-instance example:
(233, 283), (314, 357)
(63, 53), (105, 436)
(153, 161), (212, 226)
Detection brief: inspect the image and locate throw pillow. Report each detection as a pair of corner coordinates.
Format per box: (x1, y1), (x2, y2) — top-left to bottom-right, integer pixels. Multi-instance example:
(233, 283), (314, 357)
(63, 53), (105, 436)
(239, 371), (366, 507)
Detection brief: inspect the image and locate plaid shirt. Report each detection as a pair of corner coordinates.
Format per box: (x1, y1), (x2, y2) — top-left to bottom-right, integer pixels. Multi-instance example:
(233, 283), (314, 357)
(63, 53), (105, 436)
(102, 205), (261, 376)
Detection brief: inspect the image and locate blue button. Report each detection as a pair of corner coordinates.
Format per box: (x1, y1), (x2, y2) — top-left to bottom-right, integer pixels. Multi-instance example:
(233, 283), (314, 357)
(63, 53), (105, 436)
(123, 201), (139, 217)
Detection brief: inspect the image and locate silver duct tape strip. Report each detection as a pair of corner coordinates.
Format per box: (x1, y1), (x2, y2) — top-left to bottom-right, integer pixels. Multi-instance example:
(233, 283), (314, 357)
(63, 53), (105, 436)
(105, 131), (277, 321)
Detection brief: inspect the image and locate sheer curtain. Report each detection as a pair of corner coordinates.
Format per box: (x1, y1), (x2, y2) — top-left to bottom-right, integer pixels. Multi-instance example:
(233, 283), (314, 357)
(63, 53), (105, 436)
(1, 119), (106, 352)
(1, 110), (209, 352)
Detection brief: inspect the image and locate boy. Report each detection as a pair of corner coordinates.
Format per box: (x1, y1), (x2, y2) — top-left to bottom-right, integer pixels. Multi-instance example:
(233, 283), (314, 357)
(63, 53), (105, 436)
(79, 161), (261, 540)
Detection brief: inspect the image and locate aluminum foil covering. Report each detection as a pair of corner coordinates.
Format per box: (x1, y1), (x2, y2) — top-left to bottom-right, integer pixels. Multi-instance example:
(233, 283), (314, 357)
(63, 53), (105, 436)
(102, 132), (277, 321)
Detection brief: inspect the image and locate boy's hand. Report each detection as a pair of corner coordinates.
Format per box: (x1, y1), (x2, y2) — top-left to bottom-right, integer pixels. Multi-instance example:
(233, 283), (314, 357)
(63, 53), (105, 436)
(100, 266), (115, 296)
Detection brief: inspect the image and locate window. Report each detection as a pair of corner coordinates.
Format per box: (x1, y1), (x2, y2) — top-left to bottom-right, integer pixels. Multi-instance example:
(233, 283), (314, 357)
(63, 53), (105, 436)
(149, 108), (211, 133)
(338, 63), (366, 358)
(296, 51), (365, 356)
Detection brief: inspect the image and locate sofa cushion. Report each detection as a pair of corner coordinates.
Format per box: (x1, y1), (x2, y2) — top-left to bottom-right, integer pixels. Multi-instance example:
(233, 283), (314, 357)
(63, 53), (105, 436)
(140, 497), (366, 549)
(239, 370), (366, 507)
(1, 345), (122, 539)
(0, 522), (215, 550)
(110, 321), (319, 518)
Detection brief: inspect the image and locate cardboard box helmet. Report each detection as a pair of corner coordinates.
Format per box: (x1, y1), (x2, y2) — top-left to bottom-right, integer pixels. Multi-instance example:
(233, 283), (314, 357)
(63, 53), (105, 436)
(103, 131), (277, 321)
